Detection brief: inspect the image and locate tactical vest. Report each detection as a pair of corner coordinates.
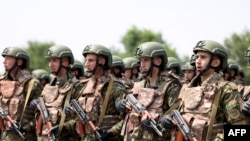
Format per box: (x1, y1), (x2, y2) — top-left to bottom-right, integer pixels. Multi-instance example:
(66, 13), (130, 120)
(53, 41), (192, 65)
(241, 86), (250, 101)
(78, 74), (120, 132)
(0, 71), (32, 128)
(177, 73), (237, 141)
(126, 79), (172, 140)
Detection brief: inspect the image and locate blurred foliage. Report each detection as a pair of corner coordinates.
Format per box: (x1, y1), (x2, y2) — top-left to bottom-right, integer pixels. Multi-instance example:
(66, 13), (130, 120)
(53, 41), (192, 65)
(26, 41), (54, 72)
(224, 29), (250, 84)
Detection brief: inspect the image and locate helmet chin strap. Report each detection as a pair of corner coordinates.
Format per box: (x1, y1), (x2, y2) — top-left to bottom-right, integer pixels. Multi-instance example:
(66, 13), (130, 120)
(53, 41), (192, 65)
(147, 59), (161, 77)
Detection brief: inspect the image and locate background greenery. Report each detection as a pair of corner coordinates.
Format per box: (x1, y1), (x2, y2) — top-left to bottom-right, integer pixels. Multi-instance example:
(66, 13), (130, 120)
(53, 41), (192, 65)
(25, 26), (250, 84)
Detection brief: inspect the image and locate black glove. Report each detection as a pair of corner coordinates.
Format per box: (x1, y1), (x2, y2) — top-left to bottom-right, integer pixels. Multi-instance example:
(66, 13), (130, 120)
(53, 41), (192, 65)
(64, 104), (73, 117)
(29, 99), (38, 110)
(242, 100), (250, 117)
(141, 119), (155, 133)
(115, 99), (127, 112)
(159, 115), (173, 129)
(96, 129), (114, 141)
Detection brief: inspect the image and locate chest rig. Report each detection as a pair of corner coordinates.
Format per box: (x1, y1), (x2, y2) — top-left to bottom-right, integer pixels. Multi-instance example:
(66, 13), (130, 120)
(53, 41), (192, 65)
(0, 71), (32, 122)
(41, 80), (73, 124)
(178, 72), (224, 141)
(126, 78), (171, 140)
(78, 74), (120, 131)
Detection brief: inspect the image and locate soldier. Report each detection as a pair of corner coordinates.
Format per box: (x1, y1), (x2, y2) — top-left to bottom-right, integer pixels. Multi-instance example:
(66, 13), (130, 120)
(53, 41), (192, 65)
(115, 41), (182, 141)
(164, 57), (183, 84)
(121, 57), (140, 90)
(241, 47), (250, 115)
(65, 44), (128, 141)
(224, 59), (239, 82)
(30, 45), (83, 141)
(111, 55), (125, 79)
(181, 61), (196, 84)
(70, 59), (85, 80)
(32, 69), (50, 88)
(0, 47), (42, 141)
(160, 40), (248, 141)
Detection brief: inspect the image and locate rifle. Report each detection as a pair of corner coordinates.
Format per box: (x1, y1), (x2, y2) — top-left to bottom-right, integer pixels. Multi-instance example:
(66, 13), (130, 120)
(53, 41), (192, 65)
(171, 110), (195, 141)
(0, 107), (25, 139)
(36, 97), (56, 141)
(69, 99), (102, 141)
(126, 94), (163, 137)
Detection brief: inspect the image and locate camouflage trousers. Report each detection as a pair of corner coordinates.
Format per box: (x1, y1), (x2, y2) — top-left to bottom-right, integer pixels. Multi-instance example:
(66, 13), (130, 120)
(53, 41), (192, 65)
(1, 130), (37, 141)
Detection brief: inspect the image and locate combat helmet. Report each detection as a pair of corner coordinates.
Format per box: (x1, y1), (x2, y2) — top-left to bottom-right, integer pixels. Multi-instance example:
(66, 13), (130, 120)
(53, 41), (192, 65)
(32, 69), (50, 81)
(82, 44), (112, 69)
(71, 59), (84, 77)
(123, 57), (140, 69)
(182, 61), (195, 71)
(193, 40), (228, 70)
(45, 45), (74, 65)
(2, 47), (30, 69)
(166, 57), (182, 75)
(112, 55), (125, 72)
(245, 47), (250, 66)
(227, 59), (239, 75)
(134, 42), (167, 70)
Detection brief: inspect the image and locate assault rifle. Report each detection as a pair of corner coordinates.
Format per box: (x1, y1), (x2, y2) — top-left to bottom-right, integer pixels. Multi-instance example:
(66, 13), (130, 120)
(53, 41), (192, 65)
(171, 110), (195, 141)
(0, 107), (25, 139)
(36, 97), (56, 141)
(126, 94), (163, 137)
(69, 99), (102, 141)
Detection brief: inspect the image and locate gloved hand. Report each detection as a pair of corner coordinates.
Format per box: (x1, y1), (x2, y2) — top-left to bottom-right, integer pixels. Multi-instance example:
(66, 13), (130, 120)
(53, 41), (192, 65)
(95, 129), (114, 141)
(159, 115), (173, 129)
(115, 99), (127, 112)
(64, 104), (73, 117)
(242, 100), (250, 117)
(141, 119), (155, 133)
(29, 99), (38, 110)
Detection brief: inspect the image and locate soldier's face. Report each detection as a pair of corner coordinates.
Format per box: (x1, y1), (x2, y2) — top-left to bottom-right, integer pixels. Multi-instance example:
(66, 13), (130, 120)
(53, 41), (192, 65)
(195, 51), (211, 71)
(122, 69), (132, 79)
(85, 54), (97, 73)
(48, 57), (61, 74)
(3, 56), (16, 71)
(139, 57), (151, 74)
(184, 70), (195, 81)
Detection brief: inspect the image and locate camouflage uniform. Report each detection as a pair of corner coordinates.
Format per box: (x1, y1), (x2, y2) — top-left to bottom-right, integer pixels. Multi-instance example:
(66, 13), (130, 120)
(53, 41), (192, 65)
(120, 42), (182, 141)
(32, 45), (83, 141)
(75, 44), (128, 141)
(0, 47), (42, 141)
(161, 40), (248, 141)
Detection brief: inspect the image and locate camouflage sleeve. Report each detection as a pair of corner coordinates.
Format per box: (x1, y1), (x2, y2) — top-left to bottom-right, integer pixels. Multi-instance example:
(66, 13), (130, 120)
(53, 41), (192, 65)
(106, 81), (128, 115)
(221, 84), (248, 124)
(163, 79), (181, 112)
(111, 119), (124, 135)
(71, 82), (84, 100)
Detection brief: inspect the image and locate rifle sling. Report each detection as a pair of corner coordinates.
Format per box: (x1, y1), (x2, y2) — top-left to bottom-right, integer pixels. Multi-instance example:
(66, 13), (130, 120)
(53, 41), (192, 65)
(99, 77), (114, 123)
(205, 83), (224, 141)
(20, 78), (36, 124)
(57, 84), (74, 137)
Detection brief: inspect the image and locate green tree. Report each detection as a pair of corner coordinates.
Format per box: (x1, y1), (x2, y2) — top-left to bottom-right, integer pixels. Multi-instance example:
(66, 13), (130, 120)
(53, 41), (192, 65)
(26, 41), (54, 71)
(224, 29), (250, 84)
(119, 26), (179, 59)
